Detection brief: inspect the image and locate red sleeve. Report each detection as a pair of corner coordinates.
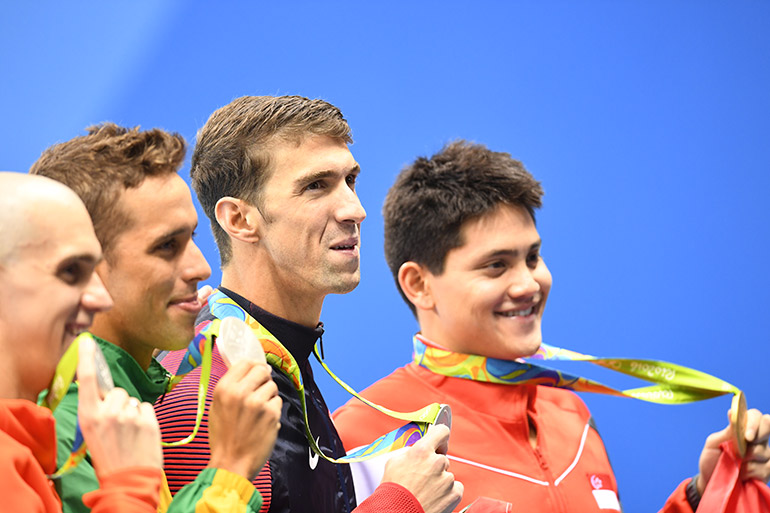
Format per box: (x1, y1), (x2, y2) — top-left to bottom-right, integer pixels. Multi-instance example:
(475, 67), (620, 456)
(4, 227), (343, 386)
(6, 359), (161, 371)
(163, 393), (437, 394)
(83, 467), (162, 512)
(0, 403), (62, 513)
(0, 444), (62, 513)
(355, 482), (424, 513)
(657, 479), (695, 513)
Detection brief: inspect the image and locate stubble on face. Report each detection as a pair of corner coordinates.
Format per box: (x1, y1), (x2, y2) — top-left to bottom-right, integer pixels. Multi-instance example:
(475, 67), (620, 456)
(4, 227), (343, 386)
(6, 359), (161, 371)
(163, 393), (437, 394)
(238, 135), (365, 324)
(263, 137), (364, 287)
(89, 174), (210, 366)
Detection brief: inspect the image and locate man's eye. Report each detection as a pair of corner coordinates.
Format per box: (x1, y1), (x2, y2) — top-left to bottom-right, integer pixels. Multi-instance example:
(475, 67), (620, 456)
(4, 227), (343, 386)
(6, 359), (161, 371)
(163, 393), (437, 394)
(306, 181), (324, 191)
(488, 261), (505, 269)
(58, 264), (82, 284)
(155, 239), (179, 255)
(526, 253), (541, 268)
(346, 174), (358, 189)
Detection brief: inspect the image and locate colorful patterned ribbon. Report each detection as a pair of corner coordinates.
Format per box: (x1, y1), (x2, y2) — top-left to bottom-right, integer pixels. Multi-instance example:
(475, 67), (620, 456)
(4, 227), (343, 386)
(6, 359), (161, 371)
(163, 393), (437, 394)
(43, 325), (217, 478)
(161, 321), (216, 446)
(204, 289), (442, 463)
(413, 335), (740, 404)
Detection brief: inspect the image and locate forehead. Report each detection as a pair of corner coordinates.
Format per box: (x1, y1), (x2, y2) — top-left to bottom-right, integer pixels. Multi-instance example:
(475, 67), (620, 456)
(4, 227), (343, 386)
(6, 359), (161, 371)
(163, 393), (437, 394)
(108, 173), (198, 258)
(113, 174), (198, 242)
(456, 204), (540, 252)
(13, 203), (102, 271)
(263, 135), (356, 185)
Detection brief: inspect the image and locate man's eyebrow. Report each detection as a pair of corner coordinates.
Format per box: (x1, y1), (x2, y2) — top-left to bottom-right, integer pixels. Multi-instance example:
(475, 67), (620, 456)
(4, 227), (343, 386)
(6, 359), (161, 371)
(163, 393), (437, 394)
(293, 164), (361, 188)
(60, 253), (103, 267)
(149, 225), (197, 246)
(482, 240), (542, 259)
(295, 169), (336, 186)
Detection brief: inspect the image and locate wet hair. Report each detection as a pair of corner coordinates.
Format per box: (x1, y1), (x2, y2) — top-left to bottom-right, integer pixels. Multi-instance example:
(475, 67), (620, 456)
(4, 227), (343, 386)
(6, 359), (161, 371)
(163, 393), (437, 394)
(30, 123), (185, 257)
(383, 140), (543, 313)
(190, 95), (352, 265)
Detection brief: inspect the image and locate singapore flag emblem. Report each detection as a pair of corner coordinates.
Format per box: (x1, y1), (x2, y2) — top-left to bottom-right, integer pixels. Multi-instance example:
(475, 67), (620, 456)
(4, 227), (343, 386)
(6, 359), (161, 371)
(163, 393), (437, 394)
(588, 473), (620, 511)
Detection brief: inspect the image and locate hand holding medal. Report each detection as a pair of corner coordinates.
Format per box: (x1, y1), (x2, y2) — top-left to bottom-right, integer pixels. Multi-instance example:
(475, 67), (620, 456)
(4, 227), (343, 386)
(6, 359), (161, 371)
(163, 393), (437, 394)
(74, 334), (162, 477)
(45, 334), (162, 477)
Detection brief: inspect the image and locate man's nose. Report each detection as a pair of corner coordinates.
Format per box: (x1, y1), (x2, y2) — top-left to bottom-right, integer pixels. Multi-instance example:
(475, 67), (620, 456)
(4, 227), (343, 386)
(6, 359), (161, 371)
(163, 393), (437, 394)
(83, 272), (113, 312)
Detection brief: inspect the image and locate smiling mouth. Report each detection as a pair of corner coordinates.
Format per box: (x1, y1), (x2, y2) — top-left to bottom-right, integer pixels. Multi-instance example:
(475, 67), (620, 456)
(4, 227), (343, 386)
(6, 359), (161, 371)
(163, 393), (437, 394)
(169, 296), (203, 313)
(332, 243), (357, 250)
(496, 306), (535, 317)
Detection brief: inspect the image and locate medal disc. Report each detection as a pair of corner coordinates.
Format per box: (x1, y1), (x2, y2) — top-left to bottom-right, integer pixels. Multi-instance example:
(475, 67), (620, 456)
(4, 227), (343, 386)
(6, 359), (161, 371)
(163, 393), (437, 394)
(730, 390), (747, 457)
(92, 341), (115, 394)
(218, 317), (267, 366)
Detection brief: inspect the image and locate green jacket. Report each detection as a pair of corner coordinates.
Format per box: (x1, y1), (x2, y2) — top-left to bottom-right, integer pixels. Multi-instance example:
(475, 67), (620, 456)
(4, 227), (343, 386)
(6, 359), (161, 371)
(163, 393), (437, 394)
(54, 336), (263, 513)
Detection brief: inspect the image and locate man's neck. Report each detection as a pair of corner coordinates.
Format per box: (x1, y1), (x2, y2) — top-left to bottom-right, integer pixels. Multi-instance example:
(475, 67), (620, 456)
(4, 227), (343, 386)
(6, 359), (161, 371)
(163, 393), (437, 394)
(221, 264), (324, 329)
(0, 376), (35, 403)
(88, 322), (154, 371)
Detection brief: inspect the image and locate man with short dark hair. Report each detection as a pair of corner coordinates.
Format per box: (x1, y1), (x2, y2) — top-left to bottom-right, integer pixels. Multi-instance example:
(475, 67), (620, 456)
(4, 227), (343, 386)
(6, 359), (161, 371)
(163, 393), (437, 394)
(333, 140), (770, 511)
(0, 172), (162, 512)
(31, 124), (282, 513)
(156, 95), (463, 513)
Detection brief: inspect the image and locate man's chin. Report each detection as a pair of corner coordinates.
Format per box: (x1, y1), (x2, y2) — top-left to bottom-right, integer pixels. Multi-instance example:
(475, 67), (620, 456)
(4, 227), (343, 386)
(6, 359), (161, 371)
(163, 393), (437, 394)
(491, 335), (543, 361)
(324, 270), (361, 295)
(155, 327), (197, 352)
(330, 280), (360, 295)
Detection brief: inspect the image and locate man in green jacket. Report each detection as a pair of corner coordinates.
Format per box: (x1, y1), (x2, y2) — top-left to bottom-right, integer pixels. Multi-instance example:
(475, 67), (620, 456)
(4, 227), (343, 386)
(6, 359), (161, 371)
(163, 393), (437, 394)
(30, 123), (282, 512)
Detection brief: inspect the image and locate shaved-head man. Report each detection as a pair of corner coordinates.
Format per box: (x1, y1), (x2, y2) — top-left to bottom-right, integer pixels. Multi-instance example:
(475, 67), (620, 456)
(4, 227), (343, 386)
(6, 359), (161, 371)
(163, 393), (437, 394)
(0, 172), (165, 512)
(0, 173), (109, 398)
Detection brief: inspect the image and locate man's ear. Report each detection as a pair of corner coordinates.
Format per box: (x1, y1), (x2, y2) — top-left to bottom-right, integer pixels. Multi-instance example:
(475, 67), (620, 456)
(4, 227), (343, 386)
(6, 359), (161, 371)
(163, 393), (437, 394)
(214, 197), (261, 244)
(398, 261), (436, 312)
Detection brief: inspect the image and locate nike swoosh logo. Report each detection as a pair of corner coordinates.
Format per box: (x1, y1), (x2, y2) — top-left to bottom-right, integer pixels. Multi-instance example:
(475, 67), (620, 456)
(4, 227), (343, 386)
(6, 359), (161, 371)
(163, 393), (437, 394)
(309, 436), (320, 470)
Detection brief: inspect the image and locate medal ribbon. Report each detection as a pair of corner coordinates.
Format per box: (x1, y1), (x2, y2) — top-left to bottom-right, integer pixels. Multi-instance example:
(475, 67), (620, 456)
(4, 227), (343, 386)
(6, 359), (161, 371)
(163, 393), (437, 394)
(42, 334), (86, 478)
(205, 289), (442, 463)
(161, 321), (216, 446)
(43, 325), (217, 478)
(413, 335), (740, 404)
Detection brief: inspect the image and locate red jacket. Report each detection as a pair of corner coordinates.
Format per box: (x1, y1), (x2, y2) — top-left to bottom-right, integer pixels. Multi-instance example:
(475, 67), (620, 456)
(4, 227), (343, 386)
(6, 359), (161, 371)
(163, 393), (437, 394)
(334, 363), (694, 512)
(0, 398), (162, 513)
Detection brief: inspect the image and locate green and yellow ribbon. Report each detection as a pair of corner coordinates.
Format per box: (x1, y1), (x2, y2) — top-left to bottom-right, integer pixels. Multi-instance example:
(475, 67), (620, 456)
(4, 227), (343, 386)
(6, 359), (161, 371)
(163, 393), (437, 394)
(414, 334), (740, 404)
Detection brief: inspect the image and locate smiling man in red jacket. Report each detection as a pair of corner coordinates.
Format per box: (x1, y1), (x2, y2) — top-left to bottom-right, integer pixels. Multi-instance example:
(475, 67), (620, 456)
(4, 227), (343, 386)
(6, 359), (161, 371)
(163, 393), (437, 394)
(333, 140), (770, 512)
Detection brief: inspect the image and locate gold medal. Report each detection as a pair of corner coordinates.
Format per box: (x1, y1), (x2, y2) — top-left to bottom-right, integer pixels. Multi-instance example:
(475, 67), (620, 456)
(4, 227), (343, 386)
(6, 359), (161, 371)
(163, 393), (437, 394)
(730, 390), (747, 458)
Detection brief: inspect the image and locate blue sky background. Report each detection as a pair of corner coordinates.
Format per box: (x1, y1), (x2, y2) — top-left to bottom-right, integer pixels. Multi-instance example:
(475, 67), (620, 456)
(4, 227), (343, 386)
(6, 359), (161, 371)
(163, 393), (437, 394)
(3, 2), (769, 510)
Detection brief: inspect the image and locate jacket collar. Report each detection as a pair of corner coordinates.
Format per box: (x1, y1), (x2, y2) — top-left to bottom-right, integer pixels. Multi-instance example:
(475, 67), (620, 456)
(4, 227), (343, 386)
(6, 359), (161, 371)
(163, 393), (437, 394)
(219, 287), (324, 363)
(92, 335), (169, 403)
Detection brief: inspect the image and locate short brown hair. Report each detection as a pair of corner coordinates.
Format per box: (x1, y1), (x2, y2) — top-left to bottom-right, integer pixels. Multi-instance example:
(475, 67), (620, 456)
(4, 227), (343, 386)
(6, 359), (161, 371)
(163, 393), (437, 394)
(191, 95), (352, 265)
(29, 123), (185, 256)
(383, 140), (544, 314)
